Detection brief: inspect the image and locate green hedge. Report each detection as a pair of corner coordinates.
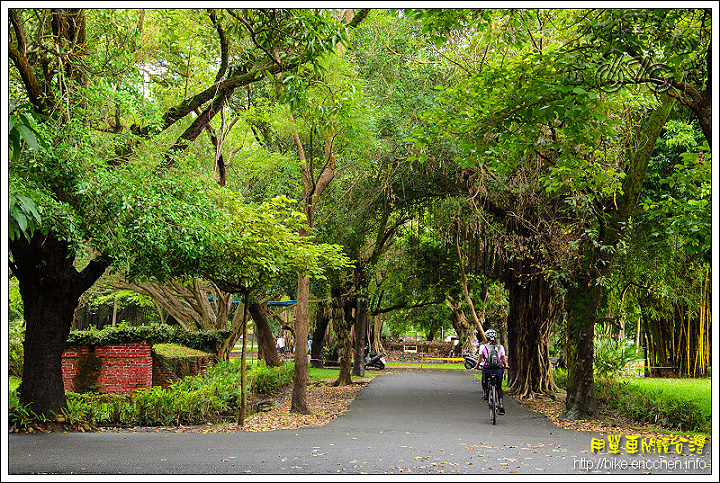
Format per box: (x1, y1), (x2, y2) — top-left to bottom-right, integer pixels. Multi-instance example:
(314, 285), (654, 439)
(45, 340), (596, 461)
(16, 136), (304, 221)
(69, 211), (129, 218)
(66, 324), (232, 355)
(152, 343), (213, 379)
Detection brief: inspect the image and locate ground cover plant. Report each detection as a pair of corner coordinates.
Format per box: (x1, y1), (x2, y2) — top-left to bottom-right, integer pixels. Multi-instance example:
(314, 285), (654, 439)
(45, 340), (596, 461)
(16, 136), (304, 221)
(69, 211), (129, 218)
(598, 377), (712, 434)
(8, 360), (381, 432)
(552, 366), (710, 435)
(9, 359), (294, 431)
(622, 377), (712, 421)
(307, 367), (379, 381)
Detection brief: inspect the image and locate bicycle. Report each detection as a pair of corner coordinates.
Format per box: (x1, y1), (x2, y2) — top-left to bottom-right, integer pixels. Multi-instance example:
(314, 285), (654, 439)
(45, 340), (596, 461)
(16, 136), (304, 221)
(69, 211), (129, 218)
(487, 373), (499, 424)
(485, 368), (506, 425)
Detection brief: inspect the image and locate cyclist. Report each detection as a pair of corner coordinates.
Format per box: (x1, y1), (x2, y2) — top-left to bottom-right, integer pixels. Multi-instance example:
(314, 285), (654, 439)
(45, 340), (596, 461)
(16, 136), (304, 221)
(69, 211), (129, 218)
(475, 329), (507, 415)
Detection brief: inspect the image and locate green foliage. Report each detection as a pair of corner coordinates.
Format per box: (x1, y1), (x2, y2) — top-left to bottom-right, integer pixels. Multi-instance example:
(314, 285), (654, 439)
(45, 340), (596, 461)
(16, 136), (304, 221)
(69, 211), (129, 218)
(8, 100), (48, 162)
(165, 358), (245, 411)
(8, 177), (44, 243)
(554, 367), (568, 389)
(641, 143), (711, 262)
(8, 276), (23, 322)
(8, 377), (27, 429)
(596, 378), (710, 433)
(9, 7), (356, 283)
(51, 359), (296, 429)
(402, 9), (490, 48)
(79, 162), (351, 288)
(583, 9), (710, 89)
(248, 360), (295, 395)
(153, 342), (212, 358)
(8, 319), (25, 378)
(625, 377), (712, 426)
(593, 324), (644, 378)
(65, 324), (231, 354)
(9, 401), (39, 432)
(405, 304), (452, 341)
(9, 376), (51, 430)
(90, 289), (156, 309)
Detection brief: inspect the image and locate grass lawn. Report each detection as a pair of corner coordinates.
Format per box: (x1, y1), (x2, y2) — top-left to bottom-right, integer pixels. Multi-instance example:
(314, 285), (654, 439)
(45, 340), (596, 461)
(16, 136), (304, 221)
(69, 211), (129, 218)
(620, 376), (712, 423)
(386, 361), (466, 370)
(307, 367), (379, 381)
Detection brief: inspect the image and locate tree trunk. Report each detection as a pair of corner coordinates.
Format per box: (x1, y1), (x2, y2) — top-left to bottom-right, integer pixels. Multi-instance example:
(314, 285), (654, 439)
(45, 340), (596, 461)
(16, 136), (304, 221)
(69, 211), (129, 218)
(117, 279), (230, 331)
(237, 291), (250, 426)
(216, 300), (249, 361)
(446, 296), (473, 355)
(290, 274), (311, 414)
(372, 314), (385, 354)
(310, 300), (330, 368)
(352, 295), (368, 377)
(11, 233), (108, 418)
(560, 274), (599, 419)
(504, 273), (559, 399)
(249, 298), (282, 367)
(332, 292), (353, 386)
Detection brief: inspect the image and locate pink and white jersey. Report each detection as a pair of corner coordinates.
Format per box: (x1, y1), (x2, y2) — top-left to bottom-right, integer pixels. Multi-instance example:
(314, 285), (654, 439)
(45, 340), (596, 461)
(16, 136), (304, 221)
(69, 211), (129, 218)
(481, 343), (505, 366)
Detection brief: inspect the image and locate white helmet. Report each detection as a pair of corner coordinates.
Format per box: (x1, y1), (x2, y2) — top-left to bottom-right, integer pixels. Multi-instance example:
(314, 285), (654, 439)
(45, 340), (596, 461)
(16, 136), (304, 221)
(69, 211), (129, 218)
(485, 329), (498, 341)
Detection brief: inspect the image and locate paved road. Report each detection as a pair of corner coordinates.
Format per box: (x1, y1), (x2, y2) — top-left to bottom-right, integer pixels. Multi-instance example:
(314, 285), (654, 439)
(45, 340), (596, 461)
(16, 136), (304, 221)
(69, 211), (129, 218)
(7, 369), (713, 476)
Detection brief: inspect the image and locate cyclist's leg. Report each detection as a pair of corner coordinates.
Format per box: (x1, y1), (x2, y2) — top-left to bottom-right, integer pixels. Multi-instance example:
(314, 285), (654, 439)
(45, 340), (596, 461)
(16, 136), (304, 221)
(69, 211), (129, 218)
(496, 367), (503, 398)
(489, 382), (496, 418)
(495, 368), (505, 414)
(481, 368), (488, 400)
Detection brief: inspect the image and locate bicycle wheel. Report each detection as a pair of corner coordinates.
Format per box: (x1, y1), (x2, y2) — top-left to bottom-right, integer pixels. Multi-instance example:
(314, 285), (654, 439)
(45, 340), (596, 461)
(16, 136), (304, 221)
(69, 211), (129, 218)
(489, 384), (496, 425)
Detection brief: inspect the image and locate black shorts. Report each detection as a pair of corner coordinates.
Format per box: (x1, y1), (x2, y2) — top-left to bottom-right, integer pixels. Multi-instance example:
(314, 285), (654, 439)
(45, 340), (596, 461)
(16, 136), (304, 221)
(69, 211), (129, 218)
(482, 366), (504, 386)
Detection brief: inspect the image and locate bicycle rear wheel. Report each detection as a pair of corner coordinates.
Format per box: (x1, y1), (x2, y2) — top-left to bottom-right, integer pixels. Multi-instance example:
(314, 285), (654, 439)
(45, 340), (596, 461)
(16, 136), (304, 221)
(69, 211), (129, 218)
(489, 384), (496, 425)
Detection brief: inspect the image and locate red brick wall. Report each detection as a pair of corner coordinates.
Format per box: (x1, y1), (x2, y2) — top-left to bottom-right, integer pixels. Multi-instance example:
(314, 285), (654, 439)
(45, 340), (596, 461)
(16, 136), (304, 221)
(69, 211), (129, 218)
(62, 342), (152, 395)
(62, 342), (214, 394)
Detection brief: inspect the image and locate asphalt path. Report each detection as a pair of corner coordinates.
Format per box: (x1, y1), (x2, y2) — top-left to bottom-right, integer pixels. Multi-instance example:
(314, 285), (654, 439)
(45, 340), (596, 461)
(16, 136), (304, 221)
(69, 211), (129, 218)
(6, 368), (713, 476)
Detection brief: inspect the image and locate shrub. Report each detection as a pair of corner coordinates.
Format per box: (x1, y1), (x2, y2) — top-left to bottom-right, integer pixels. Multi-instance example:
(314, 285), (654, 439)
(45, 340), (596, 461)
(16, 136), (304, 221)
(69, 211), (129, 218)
(132, 386), (177, 426)
(249, 360), (294, 395)
(593, 324), (644, 378)
(64, 392), (134, 426)
(9, 377), (35, 431)
(553, 367), (568, 389)
(9, 402), (37, 431)
(10, 356), (297, 430)
(129, 359), (295, 426)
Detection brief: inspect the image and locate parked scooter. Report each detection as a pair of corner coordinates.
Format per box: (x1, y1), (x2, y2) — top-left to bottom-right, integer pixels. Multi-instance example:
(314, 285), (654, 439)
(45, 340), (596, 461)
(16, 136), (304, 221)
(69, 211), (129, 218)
(364, 344), (386, 370)
(463, 352), (479, 369)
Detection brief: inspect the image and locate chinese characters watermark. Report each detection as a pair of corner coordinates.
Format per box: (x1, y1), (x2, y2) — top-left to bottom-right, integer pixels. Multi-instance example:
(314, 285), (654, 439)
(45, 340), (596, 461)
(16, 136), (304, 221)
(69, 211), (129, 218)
(590, 434), (706, 455)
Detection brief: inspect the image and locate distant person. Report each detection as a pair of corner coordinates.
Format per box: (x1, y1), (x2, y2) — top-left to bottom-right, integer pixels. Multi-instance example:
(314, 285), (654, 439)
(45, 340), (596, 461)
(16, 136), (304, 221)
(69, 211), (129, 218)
(276, 335), (286, 356)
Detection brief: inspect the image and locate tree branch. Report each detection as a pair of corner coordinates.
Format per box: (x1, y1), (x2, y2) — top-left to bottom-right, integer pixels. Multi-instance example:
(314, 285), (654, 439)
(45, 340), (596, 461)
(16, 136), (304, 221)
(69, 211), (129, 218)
(8, 10), (48, 114)
(371, 299), (442, 316)
(207, 9), (229, 83)
(74, 255), (111, 298)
